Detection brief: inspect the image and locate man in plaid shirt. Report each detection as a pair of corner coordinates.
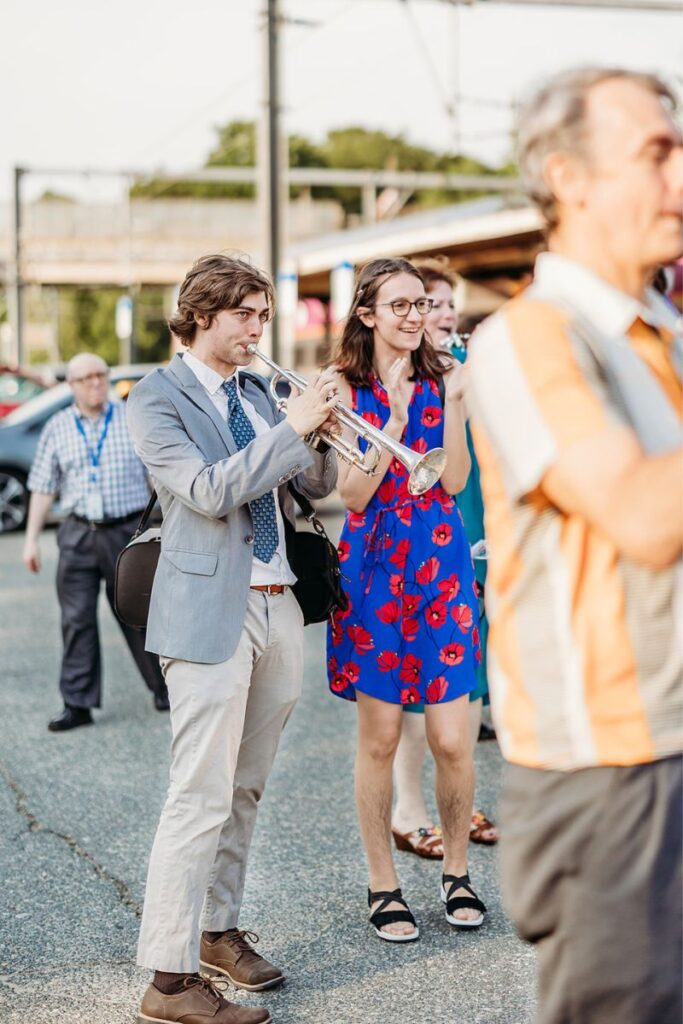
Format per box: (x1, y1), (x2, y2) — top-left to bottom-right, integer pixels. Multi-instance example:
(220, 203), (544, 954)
(23, 352), (168, 732)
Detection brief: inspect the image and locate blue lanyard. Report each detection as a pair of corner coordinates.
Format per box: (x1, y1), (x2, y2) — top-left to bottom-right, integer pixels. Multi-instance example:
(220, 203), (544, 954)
(74, 402), (114, 483)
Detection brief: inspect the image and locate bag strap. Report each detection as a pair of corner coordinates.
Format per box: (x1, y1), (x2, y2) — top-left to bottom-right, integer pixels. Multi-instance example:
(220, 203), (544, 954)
(287, 482), (333, 541)
(288, 483), (315, 521)
(132, 489), (158, 539)
(438, 374), (446, 408)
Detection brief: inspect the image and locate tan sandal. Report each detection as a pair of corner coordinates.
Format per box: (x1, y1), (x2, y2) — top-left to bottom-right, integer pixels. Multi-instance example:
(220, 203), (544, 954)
(469, 810), (499, 845)
(392, 825), (444, 860)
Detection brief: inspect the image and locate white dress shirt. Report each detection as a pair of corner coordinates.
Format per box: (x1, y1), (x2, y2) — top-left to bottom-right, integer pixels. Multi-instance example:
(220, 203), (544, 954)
(182, 349), (296, 586)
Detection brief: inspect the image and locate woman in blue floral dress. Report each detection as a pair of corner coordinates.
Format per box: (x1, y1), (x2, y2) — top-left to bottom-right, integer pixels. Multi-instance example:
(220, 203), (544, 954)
(327, 258), (486, 942)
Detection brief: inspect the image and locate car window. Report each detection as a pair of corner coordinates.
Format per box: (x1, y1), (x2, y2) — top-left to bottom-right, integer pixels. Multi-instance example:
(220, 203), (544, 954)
(0, 373), (46, 404)
(2, 372), (148, 427)
(2, 383), (73, 425)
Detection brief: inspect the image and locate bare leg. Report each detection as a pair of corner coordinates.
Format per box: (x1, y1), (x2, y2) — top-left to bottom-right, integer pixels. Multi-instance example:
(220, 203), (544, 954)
(468, 697), (498, 843)
(392, 712), (433, 834)
(355, 691), (413, 937)
(425, 696), (480, 922)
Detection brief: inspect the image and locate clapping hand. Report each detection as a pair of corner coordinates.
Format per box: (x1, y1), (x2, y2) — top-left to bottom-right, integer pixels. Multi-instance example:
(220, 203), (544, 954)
(385, 358), (412, 427)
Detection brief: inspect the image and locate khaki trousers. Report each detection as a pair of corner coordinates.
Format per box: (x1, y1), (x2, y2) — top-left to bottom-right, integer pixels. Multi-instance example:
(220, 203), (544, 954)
(137, 588), (304, 972)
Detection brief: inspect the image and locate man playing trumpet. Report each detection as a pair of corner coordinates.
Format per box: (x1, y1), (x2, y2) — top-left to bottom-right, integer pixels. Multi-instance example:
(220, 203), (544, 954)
(126, 253), (338, 1024)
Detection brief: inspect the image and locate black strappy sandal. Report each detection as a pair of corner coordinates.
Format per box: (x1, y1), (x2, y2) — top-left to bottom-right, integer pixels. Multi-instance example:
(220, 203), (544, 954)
(368, 886), (420, 943)
(441, 873), (487, 928)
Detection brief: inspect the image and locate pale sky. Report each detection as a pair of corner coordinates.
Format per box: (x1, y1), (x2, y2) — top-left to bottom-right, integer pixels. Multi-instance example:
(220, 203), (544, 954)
(2, 0), (681, 201)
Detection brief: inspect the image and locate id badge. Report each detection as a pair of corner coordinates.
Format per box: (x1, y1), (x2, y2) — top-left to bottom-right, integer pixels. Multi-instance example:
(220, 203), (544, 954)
(84, 489), (104, 522)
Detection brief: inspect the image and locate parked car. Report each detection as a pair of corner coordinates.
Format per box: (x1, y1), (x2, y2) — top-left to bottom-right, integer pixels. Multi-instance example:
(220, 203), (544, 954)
(0, 365), (52, 418)
(0, 365), (155, 533)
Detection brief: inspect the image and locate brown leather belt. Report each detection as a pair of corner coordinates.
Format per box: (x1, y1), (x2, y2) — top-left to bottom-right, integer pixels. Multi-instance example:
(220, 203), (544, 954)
(250, 584), (288, 595)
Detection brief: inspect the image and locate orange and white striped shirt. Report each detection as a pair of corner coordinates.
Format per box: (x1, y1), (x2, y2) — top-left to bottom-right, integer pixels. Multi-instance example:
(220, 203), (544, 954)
(467, 252), (683, 771)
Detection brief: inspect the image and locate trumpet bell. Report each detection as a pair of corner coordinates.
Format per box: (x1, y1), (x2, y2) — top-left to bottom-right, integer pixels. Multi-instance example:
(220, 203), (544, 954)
(406, 448), (448, 496)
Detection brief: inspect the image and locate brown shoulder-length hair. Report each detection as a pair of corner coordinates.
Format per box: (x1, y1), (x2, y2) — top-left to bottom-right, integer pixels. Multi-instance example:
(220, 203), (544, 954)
(331, 257), (452, 386)
(169, 253), (275, 347)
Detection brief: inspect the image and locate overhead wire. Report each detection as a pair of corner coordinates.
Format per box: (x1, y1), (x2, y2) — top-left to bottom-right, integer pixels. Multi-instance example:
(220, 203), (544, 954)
(132, 0), (354, 169)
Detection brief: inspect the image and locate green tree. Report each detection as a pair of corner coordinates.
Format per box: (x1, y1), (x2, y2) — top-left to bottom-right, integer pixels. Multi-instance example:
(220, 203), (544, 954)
(130, 119), (512, 216)
(56, 287), (172, 365)
(133, 287), (172, 363)
(58, 288), (120, 364)
(131, 121), (328, 200)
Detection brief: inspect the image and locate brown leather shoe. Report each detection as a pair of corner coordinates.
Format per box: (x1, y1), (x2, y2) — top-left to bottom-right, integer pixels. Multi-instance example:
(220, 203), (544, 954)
(200, 929), (284, 992)
(138, 976), (271, 1024)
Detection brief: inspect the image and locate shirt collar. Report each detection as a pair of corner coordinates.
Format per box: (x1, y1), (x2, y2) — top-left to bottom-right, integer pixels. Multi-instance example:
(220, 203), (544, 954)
(182, 350), (240, 395)
(533, 252), (681, 338)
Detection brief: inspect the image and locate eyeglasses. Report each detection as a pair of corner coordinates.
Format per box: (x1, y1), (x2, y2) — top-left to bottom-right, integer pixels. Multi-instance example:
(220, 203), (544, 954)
(375, 298), (433, 317)
(70, 371), (109, 384)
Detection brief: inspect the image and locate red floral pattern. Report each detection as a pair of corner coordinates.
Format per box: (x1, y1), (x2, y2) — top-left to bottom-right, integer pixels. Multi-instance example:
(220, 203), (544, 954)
(451, 603), (474, 633)
(426, 675), (449, 703)
(327, 376), (480, 705)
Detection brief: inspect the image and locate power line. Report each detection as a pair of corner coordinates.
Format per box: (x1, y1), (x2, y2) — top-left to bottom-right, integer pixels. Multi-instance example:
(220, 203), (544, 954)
(132, 1), (354, 167)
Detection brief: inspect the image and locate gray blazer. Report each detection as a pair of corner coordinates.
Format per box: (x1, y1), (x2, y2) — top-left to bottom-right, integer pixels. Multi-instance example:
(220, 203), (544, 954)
(126, 353), (337, 663)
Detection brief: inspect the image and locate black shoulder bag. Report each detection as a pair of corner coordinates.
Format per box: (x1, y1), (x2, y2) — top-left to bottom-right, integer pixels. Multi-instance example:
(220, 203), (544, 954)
(114, 490), (161, 630)
(284, 485), (349, 625)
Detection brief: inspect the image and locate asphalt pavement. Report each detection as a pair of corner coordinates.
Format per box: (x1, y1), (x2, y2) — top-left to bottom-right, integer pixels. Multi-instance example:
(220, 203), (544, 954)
(0, 522), (536, 1024)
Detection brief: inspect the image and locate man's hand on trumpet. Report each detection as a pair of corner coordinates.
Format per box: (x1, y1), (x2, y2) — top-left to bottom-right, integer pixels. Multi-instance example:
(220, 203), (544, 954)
(285, 369), (341, 438)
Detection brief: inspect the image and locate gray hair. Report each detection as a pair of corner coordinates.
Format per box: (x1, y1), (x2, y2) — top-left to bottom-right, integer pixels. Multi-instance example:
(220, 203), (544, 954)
(516, 67), (677, 230)
(66, 352), (108, 381)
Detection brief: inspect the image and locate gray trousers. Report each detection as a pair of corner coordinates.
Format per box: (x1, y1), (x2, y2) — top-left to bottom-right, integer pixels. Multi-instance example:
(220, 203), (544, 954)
(499, 757), (683, 1024)
(137, 588), (304, 972)
(56, 515), (166, 708)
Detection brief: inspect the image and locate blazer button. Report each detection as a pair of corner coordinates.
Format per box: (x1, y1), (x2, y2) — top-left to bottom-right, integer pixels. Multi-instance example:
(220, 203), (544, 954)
(244, 534), (254, 545)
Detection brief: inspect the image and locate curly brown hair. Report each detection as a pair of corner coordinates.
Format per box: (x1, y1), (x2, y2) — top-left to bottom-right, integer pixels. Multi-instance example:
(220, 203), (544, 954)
(331, 257), (452, 387)
(169, 253), (275, 347)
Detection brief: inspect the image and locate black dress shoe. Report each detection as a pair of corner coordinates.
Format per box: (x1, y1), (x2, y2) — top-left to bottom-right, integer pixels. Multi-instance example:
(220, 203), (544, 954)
(48, 706), (93, 732)
(153, 692), (170, 712)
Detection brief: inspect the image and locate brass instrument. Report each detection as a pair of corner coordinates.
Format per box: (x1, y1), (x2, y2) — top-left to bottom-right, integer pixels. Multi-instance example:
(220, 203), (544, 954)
(247, 346), (447, 496)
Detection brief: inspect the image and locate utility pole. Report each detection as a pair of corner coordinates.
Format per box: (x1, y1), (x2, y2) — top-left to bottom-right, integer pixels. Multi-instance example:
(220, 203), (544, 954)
(12, 167), (25, 366)
(259, 0), (283, 363)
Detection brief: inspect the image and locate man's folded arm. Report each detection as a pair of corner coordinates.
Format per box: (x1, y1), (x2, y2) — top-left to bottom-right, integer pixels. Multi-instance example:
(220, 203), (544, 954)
(542, 429), (683, 570)
(467, 311), (683, 571)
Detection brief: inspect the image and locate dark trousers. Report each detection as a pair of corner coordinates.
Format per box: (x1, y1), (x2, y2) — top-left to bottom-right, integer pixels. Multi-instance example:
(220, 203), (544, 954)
(56, 515), (167, 709)
(499, 757), (683, 1024)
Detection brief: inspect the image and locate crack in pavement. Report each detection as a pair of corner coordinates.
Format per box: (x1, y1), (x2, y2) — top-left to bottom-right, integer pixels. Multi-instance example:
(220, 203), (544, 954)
(0, 758), (142, 920)
(0, 958), (138, 982)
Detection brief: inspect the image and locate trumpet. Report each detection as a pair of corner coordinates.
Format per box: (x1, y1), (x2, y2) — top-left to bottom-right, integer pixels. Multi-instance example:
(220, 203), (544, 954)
(247, 345), (447, 496)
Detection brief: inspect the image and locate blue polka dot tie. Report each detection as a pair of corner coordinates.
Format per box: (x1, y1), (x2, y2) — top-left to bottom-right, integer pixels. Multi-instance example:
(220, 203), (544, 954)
(222, 378), (278, 563)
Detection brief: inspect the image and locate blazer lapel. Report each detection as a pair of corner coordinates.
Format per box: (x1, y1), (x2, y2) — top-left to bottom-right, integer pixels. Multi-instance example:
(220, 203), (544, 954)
(165, 353), (237, 455)
(240, 373), (278, 426)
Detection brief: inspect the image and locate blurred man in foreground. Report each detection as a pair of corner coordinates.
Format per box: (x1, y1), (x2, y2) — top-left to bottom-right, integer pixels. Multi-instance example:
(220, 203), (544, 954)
(467, 68), (682, 1024)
